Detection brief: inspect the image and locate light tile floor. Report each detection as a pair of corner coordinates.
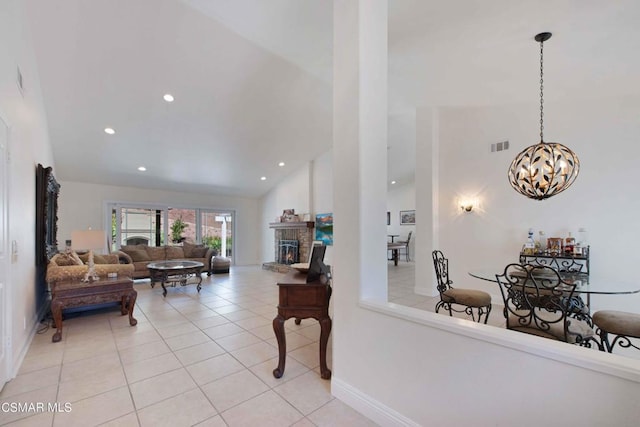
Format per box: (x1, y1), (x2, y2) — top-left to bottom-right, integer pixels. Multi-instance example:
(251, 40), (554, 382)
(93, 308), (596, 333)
(0, 267), (379, 427)
(5, 260), (607, 426)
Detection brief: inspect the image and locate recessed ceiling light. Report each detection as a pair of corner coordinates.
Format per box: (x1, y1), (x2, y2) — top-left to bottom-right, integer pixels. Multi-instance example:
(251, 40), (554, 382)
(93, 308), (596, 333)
(163, 94), (174, 102)
(260, 176), (267, 181)
(138, 166), (146, 172)
(278, 162), (285, 167)
(391, 180), (396, 185)
(104, 127), (115, 135)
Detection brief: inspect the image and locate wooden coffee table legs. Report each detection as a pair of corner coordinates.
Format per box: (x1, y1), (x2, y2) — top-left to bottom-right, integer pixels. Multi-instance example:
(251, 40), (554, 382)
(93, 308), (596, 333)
(51, 282), (138, 342)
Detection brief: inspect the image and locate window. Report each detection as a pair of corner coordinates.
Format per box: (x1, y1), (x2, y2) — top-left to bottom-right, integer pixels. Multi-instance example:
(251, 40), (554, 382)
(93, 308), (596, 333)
(108, 203), (234, 260)
(115, 207), (165, 249)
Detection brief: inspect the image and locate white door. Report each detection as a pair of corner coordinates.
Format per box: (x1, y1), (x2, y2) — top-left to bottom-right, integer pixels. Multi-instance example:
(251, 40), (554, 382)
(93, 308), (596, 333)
(0, 116), (10, 389)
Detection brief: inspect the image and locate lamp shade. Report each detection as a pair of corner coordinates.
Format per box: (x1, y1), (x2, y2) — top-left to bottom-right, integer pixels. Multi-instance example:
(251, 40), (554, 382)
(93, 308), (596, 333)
(71, 230), (105, 252)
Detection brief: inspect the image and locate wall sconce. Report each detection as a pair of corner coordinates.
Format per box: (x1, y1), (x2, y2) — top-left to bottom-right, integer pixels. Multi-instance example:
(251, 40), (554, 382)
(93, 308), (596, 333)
(459, 198), (477, 213)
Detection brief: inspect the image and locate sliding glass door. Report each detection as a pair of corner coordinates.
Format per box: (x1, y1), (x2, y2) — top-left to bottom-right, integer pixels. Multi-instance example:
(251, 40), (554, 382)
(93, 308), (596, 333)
(108, 203), (234, 261)
(115, 207), (165, 249)
(200, 211), (233, 260)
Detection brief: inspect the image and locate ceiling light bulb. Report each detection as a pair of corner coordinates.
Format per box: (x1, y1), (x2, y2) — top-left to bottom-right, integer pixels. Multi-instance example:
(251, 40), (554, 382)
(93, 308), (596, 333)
(391, 181), (396, 185)
(260, 176), (267, 181)
(138, 166), (146, 172)
(104, 128), (115, 135)
(163, 94), (174, 102)
(278, 162), (285, 167)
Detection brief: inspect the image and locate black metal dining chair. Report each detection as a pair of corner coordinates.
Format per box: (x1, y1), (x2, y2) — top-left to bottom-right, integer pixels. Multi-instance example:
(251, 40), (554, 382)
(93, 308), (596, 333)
(496, 263), (595, 344)
(397, 231), (412, 261)
(432, 250), (491, 323)
(592, 310), (640, 353)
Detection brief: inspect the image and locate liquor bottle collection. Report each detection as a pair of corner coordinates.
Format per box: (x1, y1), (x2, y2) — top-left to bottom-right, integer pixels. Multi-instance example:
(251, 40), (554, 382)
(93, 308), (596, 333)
(521, 227), (587, 256)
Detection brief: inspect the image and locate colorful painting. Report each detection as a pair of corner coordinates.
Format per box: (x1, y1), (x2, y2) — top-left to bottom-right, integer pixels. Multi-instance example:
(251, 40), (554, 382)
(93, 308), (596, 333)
(315, 213), (333, 246)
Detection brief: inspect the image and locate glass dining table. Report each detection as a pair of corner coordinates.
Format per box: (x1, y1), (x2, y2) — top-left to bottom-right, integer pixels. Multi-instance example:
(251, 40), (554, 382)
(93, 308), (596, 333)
(468, 268), (640, 314)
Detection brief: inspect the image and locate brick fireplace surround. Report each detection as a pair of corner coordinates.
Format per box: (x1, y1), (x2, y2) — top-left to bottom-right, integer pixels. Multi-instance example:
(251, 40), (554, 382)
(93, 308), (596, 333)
(263, 221), (315, 273)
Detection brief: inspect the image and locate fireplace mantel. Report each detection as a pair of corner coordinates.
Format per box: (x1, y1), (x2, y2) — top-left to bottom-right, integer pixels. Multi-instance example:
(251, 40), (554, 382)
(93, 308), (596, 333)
(269, 221), (314, 229)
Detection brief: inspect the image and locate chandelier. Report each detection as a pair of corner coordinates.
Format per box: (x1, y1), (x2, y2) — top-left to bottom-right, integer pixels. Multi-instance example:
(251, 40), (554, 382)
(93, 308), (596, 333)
(508, 32), (580, 200)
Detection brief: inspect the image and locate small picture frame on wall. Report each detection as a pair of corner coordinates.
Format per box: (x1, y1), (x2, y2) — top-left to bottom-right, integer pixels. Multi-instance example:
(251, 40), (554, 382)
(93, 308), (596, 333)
(400, 210), (415, 225)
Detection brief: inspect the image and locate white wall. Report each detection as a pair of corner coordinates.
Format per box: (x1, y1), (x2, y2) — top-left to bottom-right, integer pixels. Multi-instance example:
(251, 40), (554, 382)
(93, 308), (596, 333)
(417, 99), (640, 313)
(331, 1), (640, 426)
(1, 0), (56, 378)
(58, 181), (260, 266)
(259, 155), (335, 265)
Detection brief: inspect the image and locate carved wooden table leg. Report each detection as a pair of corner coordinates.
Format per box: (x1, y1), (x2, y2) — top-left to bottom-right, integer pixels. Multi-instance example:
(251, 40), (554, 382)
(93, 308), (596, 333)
(126, 289), (138, 326)
(120, 295), (128, 315)
(272, 315), (286, 378)
(319, 316), (332, 379)
(51, 298), (64, 343)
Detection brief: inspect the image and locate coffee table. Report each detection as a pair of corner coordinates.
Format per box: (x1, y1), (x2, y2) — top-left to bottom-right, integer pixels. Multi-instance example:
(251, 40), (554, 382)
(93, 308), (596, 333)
(147, 260), (205, 297)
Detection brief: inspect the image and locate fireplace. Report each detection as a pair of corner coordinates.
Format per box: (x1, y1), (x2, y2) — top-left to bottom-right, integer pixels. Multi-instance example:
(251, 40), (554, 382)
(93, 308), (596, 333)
(263, 220), (315, 272)
(278, 239), (299, 264)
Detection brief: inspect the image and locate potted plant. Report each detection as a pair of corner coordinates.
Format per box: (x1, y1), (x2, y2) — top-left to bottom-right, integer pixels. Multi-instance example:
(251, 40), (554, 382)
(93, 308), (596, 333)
(170, 217), (188, 243)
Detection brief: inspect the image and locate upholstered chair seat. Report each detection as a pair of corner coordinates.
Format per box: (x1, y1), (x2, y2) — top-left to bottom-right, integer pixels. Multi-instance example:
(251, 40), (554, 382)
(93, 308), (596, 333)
(593, 310), (640, 353)
(442, 288), (492, 308)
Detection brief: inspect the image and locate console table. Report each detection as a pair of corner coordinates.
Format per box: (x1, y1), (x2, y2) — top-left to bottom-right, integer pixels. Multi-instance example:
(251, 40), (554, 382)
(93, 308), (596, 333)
(272, 270), (332, 379)
(51, 277), (137, 342)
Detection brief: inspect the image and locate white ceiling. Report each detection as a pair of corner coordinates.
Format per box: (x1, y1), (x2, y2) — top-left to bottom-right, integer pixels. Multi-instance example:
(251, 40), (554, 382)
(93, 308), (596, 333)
(24, 1), (640, 197)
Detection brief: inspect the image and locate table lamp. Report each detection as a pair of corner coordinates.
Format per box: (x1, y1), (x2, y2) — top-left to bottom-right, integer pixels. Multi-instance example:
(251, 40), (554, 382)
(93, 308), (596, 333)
(71, 229), (105, 282)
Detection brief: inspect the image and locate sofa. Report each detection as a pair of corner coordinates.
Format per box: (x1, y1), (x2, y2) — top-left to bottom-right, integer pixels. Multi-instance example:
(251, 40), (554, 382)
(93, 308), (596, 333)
(46, 251), (135, 284)
(118, 243), (216, 279)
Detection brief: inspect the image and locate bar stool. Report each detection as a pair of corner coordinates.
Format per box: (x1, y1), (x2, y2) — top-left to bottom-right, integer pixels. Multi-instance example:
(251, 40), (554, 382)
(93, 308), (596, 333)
(592, 310), (640, 353)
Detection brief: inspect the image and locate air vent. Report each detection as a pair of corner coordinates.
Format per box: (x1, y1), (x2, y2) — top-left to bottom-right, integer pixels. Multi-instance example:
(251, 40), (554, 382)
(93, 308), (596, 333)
(490, 140), (509, 152)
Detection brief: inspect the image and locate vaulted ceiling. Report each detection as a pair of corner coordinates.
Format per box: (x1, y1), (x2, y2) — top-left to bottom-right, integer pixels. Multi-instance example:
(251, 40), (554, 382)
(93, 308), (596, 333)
(24, 0), (640, 197)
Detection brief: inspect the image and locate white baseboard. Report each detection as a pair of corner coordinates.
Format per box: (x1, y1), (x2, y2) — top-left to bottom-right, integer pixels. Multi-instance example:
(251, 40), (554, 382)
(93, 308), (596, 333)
(332, 376), (421, 427)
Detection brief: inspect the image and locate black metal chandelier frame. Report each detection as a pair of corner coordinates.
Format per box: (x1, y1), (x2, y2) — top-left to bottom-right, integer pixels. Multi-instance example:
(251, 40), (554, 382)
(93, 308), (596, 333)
(507, 32), (580, 200)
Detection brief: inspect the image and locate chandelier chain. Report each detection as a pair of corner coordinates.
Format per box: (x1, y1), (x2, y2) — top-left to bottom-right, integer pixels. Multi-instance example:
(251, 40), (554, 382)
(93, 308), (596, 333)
(539, 39), (544, 141)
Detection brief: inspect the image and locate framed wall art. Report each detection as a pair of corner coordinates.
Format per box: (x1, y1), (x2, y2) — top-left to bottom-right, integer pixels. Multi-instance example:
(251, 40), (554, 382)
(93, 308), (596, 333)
(400, 210), (415, 225)
(315, 213), (333, 245)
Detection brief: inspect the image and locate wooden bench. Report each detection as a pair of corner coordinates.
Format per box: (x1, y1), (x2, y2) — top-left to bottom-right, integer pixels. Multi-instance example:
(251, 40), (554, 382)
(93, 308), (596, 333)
(50, 277), (137, 342)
